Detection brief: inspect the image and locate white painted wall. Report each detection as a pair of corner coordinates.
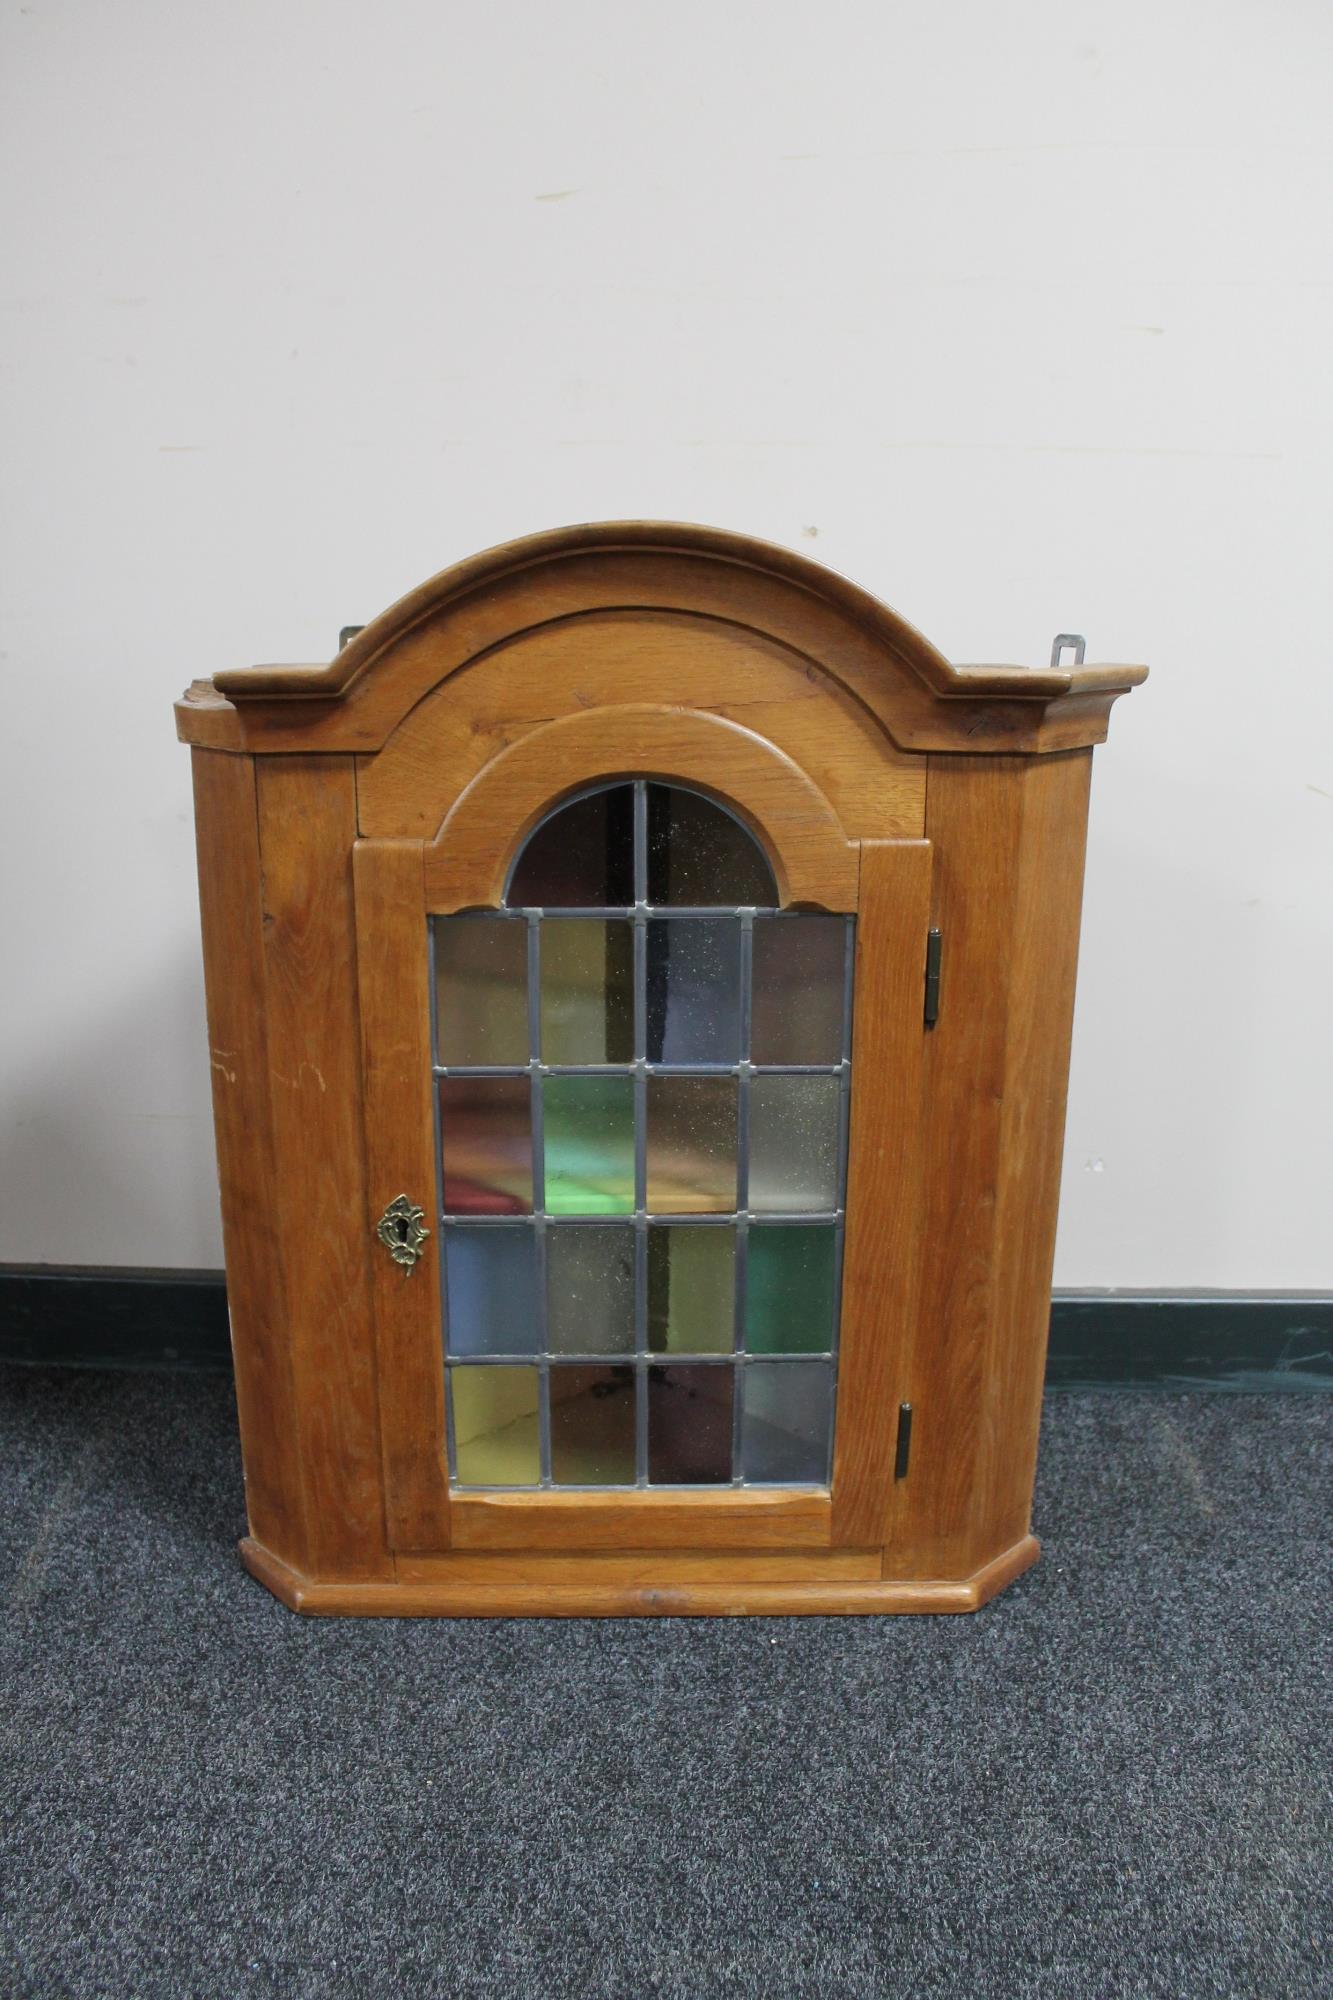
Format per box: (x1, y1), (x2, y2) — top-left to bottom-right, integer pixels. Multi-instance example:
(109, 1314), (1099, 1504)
(2, 0), (1330, 1286)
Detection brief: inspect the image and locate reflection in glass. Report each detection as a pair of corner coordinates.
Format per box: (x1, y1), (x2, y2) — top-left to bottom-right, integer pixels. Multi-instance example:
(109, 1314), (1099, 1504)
(433, 916), (529, 1067)
(646, 1076), (737, 1213)
(547, 1225), (636, 1354)
(647, 1227), (734, 1354)
(647, 1364), (734, 1483)
(445, 1225), (538, 1356)
(439, 1076), (533, 1214)
(646, 783), (777, 907)
(741, 1361), (833, 1483)
(745, 1227), (837, 1354)
(748, 1075), (840, 1213)
(451, 1366), (540, 1484)
(751, 916), (846, 1066)
(645, 920), (740, 1065)
(544, 1076), (635, 1214)
(540, 919), (634, 1065)
(508, 784), (635, 908)
(549, 1365), (637, 1484)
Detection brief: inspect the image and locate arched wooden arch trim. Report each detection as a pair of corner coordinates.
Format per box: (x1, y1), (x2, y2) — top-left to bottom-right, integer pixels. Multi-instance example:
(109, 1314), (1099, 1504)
(177, 522), (1147, 757)
(420, 705), (861, 914)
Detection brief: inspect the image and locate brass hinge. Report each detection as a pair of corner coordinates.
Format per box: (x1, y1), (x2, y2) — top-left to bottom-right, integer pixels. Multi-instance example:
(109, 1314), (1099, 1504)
(924, 928), (942, 1028)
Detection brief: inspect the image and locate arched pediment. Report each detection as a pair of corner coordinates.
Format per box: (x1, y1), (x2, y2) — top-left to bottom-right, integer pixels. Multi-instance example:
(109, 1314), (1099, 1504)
(176, 520), (1145, 755)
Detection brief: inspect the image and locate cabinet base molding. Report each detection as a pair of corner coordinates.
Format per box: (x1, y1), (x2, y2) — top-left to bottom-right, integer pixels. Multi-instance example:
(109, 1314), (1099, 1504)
(239, 1533), (1040, 1618)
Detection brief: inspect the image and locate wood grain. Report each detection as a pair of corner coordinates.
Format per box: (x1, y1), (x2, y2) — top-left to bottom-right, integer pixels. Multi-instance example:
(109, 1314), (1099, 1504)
(353, 840), (452, 1552)
(449, 1488), (831, 1552)
(421, 704), (861, 913)
(189, 750), (307, 1567)
(240, 1532), (1040, 1617)
(831, 839), (932, 1544)
(357, 610), (924, 844)
(176, 525), (1145, 756)
(254, 758), (391, 1580)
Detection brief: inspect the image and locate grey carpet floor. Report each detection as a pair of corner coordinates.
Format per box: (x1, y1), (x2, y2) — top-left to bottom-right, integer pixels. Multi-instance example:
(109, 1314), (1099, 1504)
(0, 1370), (1328, 2000)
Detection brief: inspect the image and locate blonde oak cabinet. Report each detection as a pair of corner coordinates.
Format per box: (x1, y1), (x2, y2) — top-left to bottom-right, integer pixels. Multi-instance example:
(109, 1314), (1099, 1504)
(176, 522), (1145, 1617)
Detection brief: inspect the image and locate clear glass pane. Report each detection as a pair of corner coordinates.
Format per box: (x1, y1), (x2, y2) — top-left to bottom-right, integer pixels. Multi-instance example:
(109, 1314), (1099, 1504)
(646, 1076), (737, 1213)
(439, 1076), (533, 1215)
(745, 1227), (837, 1354)
(647, 1226), (734, 1354)
(645, 919), (740, 1064)
(646, 783), (776, 907)
(547, 1225), (636, 1354)
(451, 1365), (540, 1484)
(748, 1075), (840, 1213)
(751, 916), (846, 1066)
(444, 1225), (538, 1356)
(647, 1364), (734, 1483)
(549, 1365), (637, 1485)
(507, 784), (635, 908)
(540, 919), (634, 1065)
(433, 916), (529, 1067)
(741, 1361), (833, 1483)
(543, 1075), (635, 1214)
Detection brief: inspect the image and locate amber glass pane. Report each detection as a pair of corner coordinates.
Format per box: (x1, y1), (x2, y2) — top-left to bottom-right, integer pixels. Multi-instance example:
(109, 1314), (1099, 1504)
(508, 784), (635, 907)
(540, 919), (634, 1065)
(547, 1225), (636, 1354)
(549, 1365), (637, 1485)
(543, 1076), (635, 1214)
(745, 1227), (837, 1355)
(445, 1225), (538, 1356)
(439, 1076), (533, 1215)
(433, 916), (529, 1067)
(646, 1076), (737, 1213)
(741, 1361), (833, 1483)
(645, 920), (740, 1065)
(647, 1227), (734, 1354)
(748, 1075), (840, 1213)
(647, 1364), (734, 1483)
(646, 784), (776, 906)
(751, 916), (846, 1066)
(451, 1366), (540, 1484)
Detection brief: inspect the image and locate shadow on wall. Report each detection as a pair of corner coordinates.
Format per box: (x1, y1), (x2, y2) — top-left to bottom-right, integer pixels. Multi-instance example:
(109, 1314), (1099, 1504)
(1, 946), (224, 1269)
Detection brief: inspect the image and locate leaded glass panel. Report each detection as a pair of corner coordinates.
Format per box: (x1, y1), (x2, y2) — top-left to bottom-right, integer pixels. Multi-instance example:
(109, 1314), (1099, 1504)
(434, 780), (853, 1490)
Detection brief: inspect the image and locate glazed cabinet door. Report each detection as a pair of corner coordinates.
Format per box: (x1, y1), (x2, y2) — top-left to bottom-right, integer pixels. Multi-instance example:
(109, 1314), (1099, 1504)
(355, 793), (931, 1559)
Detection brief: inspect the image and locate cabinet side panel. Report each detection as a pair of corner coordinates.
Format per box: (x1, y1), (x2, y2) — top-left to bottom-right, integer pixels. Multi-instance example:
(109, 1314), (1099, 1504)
(980, 752), (1092, 1553)
(896, 753), (1092, 1577)
(189, 750), (308, 1565)
(255, 757), (391, 1579)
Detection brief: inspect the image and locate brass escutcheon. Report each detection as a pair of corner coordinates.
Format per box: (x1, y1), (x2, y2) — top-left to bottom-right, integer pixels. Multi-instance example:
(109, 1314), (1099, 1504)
(375, 1194), (430, 1274)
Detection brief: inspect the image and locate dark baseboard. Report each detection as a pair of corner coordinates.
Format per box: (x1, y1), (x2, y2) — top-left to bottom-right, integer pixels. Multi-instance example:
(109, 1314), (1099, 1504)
(0, 1266), (1329, 1390)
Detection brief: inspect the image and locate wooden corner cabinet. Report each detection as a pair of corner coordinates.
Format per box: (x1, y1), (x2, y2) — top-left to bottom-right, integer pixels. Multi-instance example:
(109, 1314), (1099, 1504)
(177, 522), (1145, 1617)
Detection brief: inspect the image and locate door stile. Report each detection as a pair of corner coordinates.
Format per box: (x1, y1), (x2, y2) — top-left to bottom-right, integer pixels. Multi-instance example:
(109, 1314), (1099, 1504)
(830, 839), (933, 1545)
(353, 838), (453, 1550)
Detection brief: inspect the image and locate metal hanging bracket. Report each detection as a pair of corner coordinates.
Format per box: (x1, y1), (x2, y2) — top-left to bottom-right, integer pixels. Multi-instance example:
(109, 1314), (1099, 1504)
(1050, 633), (1086, 668)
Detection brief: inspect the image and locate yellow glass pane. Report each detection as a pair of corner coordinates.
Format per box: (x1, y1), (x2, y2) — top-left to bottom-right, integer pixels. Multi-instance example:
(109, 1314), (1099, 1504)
(450, 1366), (540, 1484)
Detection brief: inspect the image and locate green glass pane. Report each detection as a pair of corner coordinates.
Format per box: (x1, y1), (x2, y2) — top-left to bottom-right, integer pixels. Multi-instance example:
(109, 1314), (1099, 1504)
(745, 1227), (837, 1354)
(540, 918), (634, 1065)
(547, 1225), (636, 1354)
(543, 1075), (635, 1214)
(450, 1365), (539, 1485)
(549, 1365), (637, 1485)
(433, 916), (530, 1066)
(647, 1227), (734, 1354)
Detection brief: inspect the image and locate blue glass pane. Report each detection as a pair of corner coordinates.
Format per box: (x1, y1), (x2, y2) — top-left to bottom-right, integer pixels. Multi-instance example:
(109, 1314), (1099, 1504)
(445, 1226), (538, 1356)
